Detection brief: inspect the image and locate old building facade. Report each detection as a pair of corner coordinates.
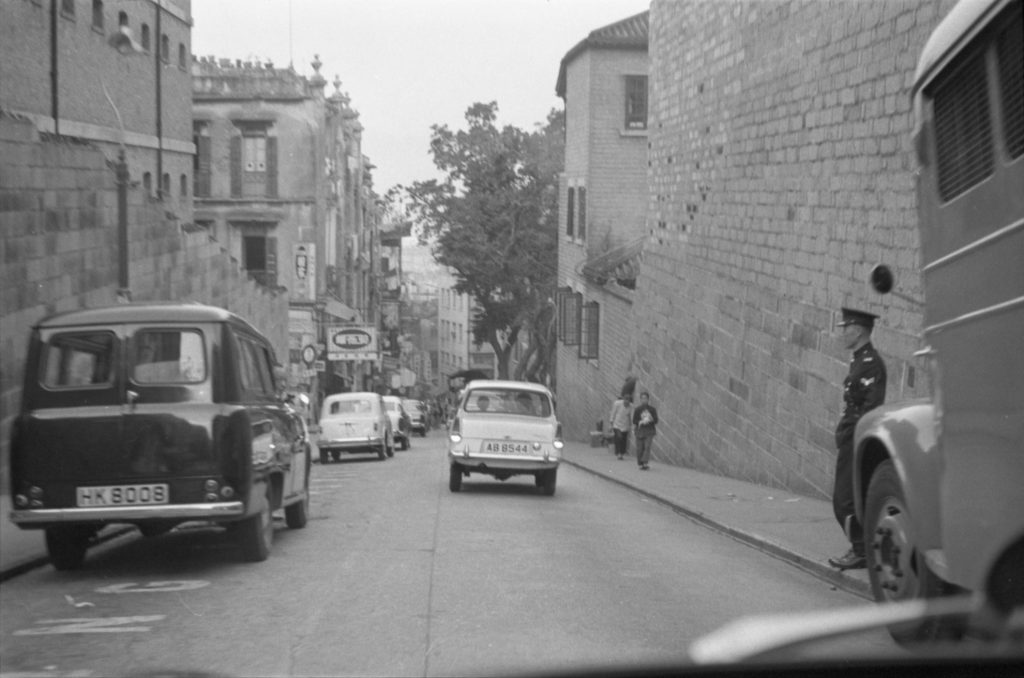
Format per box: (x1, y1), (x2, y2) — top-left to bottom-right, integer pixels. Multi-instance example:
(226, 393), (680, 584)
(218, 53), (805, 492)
(191, 55), (379, 404)
(554, 12), (650, 440)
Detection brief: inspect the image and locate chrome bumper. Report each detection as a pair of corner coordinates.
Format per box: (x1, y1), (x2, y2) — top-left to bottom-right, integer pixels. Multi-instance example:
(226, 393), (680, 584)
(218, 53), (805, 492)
(10, 501), (246, 524)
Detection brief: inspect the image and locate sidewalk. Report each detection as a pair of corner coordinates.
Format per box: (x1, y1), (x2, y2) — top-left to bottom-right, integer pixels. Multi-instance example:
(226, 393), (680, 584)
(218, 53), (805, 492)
(560, 441), (871, 599)
(2, 444), (871, 597)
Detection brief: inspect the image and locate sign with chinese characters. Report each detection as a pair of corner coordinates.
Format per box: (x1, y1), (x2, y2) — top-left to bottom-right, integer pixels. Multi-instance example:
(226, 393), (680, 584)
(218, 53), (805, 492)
(327, 325), (378, 362)
(293, 243), (316, 302)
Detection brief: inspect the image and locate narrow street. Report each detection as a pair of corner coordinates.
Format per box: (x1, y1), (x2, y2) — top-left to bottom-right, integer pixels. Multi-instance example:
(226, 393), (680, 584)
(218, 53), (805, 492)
(0, 433), (898, 678)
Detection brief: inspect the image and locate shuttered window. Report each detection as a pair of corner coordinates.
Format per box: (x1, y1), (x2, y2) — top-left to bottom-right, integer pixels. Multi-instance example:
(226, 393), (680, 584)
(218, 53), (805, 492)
(193, 123), (211, 197)
(578, 186), (587, 241)
(231, 122), (277, 198)
(578, 301), (599, 359)
(560, 291), (581, 346)
(931, 48), (994, 201)
(566, 187), (575, 238)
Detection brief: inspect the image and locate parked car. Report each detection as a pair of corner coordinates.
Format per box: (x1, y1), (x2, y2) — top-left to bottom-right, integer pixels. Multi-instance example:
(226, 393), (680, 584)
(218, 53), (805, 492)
(402, 398), (428, 436)
(7, 302), (311, 568)
(447, 380), (563, 495)
(318, 392), (394, 462)
(382, 395), (412, 450)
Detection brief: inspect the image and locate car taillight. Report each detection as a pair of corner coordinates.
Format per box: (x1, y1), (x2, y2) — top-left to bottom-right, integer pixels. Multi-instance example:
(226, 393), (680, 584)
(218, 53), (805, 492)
(553, 423), (564, 450)
(449, 417), (462, 444)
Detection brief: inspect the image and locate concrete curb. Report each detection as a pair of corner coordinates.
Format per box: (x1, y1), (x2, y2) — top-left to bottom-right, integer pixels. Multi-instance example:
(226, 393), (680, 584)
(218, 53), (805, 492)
(562, 458), (872, 601)
(0, 526), (135, 583)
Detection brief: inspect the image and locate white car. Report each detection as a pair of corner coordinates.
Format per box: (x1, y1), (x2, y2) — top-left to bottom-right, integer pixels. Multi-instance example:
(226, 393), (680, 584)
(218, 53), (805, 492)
(447, 380), (563, 495)
(317, 392), (394, 462)
(382, 395), (412, 450)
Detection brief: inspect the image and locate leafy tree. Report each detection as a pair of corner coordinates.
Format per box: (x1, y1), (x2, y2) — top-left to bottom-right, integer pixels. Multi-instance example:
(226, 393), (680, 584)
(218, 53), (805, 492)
(404, 102), (563, 381)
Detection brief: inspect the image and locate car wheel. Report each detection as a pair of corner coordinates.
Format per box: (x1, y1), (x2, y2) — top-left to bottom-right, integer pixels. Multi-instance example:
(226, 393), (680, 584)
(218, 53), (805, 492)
(285, 467), (310, 530)
(539, 468), (557, 496)
(865, 460), (964, 644)
(45, 526), (93, 571)
(319, 449), (329, 464)
(238, 488), (273, 562)
(449, 464), (462, 492)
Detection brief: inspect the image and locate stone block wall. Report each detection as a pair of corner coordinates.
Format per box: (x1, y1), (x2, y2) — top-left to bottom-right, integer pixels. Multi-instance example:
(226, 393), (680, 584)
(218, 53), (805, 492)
(0, 114), (288, 484)
(631, 0), (955, 499)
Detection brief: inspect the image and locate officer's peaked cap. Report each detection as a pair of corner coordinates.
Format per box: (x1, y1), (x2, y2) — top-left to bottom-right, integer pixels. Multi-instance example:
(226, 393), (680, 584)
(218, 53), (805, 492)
(838, 307), (878, 329)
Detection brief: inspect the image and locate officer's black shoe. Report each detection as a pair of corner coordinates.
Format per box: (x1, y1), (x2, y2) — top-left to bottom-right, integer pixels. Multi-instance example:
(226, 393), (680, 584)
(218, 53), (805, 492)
(828, 548), (866, 570)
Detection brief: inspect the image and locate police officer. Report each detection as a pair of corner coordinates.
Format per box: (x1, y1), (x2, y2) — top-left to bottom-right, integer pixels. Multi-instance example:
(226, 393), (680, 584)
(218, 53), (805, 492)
(828, 307), (887, 570)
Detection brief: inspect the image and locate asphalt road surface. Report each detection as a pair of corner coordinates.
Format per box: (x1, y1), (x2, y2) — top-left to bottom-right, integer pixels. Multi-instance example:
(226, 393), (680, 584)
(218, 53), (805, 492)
(0, 433), (899, 677)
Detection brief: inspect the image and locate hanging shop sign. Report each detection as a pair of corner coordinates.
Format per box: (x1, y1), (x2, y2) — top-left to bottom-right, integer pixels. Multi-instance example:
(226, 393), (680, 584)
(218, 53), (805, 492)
(327, 325), (378, 362)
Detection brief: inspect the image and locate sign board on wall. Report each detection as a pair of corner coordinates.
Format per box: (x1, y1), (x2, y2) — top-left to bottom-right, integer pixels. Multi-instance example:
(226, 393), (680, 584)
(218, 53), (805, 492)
(293, 243), (316, 302)
(327, 325), (378, 362)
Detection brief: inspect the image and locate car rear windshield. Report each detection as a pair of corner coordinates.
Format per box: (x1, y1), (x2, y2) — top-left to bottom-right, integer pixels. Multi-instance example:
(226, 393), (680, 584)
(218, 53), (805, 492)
(327, 398), (374, 415)
(40, 331), (116, 388)
(132, 330), (206, 384)
(464, 389), (551, 417)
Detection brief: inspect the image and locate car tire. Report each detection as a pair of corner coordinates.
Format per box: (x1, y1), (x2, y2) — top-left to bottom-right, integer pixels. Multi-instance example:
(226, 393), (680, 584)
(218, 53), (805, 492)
(319, 449), (329, 464)
(539, 468), (557, 496)
(238, 488), (273, 562)
(865, 460), (964, 644)
(449, 464), (462, 492)
(285, 464), (310, 530)
(45, 526), (92, 571)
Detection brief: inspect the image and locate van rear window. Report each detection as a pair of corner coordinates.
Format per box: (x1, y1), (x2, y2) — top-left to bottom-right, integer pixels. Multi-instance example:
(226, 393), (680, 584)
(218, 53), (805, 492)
(133, 330), (206, 384)
(41, 332), (116, 388)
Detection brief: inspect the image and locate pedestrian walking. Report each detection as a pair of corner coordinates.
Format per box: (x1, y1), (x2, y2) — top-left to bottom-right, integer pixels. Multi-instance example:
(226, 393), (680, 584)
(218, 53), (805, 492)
(828, 307), (887, 571)
(607, 393), (633, 460)
(631, 391), (658, 470)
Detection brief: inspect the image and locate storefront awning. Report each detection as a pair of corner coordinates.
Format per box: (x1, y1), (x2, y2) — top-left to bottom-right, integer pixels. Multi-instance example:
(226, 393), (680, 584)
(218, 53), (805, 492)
(323, 298), (359, 322)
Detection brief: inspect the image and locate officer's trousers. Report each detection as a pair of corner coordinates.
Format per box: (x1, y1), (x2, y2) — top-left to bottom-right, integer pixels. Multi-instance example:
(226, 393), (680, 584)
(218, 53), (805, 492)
(833, 423), (863, 551)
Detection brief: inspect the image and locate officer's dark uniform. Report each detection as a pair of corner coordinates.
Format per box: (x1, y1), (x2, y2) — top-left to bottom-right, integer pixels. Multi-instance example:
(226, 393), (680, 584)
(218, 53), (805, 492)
(830, 308), (886, 570)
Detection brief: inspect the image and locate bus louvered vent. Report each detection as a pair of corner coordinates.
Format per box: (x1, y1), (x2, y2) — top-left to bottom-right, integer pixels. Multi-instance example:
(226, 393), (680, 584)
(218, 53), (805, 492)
(997, 9), (1023, 159)
(933, 50), (994, 201)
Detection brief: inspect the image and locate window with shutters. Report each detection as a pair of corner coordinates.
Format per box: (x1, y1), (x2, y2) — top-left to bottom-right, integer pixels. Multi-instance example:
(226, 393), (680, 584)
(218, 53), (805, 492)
(231, 122), (277, 198)
(193, 122), (211, 197)
(566, 186), (575, 238)
(625, 75), (648, 131)
(556, 287), (571, 341)
(578, 186), (587, 241)
(578, 301), (599, 360)
(560, 291), (581, 347)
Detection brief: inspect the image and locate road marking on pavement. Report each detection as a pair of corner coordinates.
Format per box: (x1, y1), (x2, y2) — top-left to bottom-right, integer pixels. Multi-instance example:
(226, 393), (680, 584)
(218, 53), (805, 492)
(95, 580), (209, 594)
(13, 616), (165, 635)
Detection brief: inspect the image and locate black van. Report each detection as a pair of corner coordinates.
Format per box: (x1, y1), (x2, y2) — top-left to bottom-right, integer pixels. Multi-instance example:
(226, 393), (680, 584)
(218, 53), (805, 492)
(8, 302), (310, 568)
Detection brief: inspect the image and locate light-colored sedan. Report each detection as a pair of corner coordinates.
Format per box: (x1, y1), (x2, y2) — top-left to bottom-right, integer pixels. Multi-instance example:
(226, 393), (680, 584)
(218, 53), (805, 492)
(318, 392), (394, 462)
(447, 380), (564, 495)
(382, 395), (412, 450)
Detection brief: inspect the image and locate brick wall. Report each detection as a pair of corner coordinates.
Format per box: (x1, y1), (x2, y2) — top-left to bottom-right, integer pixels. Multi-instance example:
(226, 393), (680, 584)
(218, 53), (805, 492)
(631, 0), (955, 499)
(0, 114), (288, 485)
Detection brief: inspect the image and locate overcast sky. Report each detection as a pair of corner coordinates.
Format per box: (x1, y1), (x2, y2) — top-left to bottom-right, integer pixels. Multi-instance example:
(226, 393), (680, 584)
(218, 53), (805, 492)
(190, 0), (650, 192)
